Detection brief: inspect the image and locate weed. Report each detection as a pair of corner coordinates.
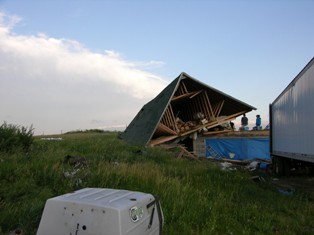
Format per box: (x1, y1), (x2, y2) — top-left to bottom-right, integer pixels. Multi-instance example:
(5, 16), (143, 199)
(0, 122), (34, 153)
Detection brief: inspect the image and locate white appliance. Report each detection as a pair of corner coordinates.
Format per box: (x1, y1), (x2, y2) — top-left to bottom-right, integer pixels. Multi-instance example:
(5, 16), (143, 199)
(37, 188), (163, 235)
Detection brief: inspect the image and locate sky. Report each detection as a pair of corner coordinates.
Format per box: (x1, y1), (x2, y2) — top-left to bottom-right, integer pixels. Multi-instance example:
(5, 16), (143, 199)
(0, 0), (313, 135)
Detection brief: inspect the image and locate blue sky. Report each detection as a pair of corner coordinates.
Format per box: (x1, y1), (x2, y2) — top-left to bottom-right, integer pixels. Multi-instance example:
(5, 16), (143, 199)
(0, 0), (314, 134)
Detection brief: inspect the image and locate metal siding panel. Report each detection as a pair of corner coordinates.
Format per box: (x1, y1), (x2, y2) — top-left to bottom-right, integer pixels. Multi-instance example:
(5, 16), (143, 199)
(272, 61), (314, 159)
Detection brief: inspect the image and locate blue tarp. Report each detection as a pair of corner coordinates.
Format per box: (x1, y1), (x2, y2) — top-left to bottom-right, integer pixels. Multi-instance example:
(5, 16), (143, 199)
(205, 137), (270, 160)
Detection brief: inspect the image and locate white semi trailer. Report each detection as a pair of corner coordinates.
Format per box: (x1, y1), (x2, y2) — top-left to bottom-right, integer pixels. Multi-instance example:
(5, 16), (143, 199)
(270, 57), (314, 175)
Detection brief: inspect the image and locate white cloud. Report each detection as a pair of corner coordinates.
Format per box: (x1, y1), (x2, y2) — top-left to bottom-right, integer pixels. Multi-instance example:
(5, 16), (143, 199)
(0, 12), (168, 134)
(0, 11), (21, 30)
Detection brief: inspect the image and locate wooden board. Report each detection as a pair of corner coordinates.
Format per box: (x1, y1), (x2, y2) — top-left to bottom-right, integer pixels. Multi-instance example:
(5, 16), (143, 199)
(149, 135), (178, 146)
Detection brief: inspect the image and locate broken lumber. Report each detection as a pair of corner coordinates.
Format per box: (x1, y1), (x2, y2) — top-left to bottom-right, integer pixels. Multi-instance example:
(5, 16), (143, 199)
(149, 135), (178, 147)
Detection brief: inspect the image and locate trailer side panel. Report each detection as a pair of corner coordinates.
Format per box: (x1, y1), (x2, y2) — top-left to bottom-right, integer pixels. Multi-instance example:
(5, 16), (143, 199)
(271, 57), (314, 163)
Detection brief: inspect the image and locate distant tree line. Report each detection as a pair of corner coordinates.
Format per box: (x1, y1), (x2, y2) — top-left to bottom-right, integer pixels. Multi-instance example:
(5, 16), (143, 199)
(64, 129), (111, 134)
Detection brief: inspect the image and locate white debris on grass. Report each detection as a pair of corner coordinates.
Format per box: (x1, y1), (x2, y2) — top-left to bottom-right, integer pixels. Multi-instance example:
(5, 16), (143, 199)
(220, 162), (237, 171)
(41, 137), (63, 140)
(245, 161), (260, 171)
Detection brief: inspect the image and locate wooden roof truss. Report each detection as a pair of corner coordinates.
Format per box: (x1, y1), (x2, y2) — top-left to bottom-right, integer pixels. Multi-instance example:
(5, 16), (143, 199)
(150, 80), (247, 146)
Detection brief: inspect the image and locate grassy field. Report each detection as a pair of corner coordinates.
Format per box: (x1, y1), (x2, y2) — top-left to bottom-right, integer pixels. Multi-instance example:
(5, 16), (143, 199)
(0, 131), (314, 234)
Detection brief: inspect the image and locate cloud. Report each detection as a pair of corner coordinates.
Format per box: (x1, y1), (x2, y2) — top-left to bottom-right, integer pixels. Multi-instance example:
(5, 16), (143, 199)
(0, 11), (21, 30)
(0, 12), (168, 134)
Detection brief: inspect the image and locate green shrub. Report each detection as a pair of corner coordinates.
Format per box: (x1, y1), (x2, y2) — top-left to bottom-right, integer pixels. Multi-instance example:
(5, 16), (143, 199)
(0, 122), (34, 152)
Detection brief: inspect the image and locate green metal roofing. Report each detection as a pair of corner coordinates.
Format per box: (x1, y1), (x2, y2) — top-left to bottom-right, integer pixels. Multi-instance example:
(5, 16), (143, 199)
(119, 75), (180, 145)
(119, 72), (256, 146)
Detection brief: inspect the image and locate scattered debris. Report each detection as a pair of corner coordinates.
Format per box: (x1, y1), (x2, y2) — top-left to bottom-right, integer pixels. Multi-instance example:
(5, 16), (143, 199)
(40, 137), (63, 141)
(176, 145), (200, 162)
(63, 155), (89, 187)
(207, 157), (271, 173)
(277, 188), (294, 196)
(162, 144), (201, 162)
(245, 161), (260, 171)
(63, 168), (82, 178)
(220, 162), (237, 171)
(64, 155), (88, 168)
(250, 175), (266, 183)
(7, 228), (22, 235)
(271, 177), (314, 199)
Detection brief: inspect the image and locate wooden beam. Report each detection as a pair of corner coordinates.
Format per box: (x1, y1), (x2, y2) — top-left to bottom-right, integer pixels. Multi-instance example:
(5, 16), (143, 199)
(224, 111), (247, 120)
(212, 103), (219, 117)
(168, 104), (178, 131)
(216, 100), (225, 117)
(200, 92), (211, 120)
(156, 123), (177, 135)
(204, 112), (244, 129)
(171, 91), (198, 102)
(176, 149), (185, 158)
(189, 90), (203, 99)
(163, 108), (171, 128)
(202, 129), (232, 136)
(149, 135), (178, 147)
(181, 81), (188, 93)
(177, 145), (201, 162)
(178, 110), (245, 137)
(203, 92), (215, 120)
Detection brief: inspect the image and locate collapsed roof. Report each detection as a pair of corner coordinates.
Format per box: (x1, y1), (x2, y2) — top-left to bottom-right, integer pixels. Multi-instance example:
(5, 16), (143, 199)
(120, 72), (256, 146)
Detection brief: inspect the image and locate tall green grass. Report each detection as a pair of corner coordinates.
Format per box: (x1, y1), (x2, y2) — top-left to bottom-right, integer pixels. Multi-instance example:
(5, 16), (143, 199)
(0, 132), (313, 234)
